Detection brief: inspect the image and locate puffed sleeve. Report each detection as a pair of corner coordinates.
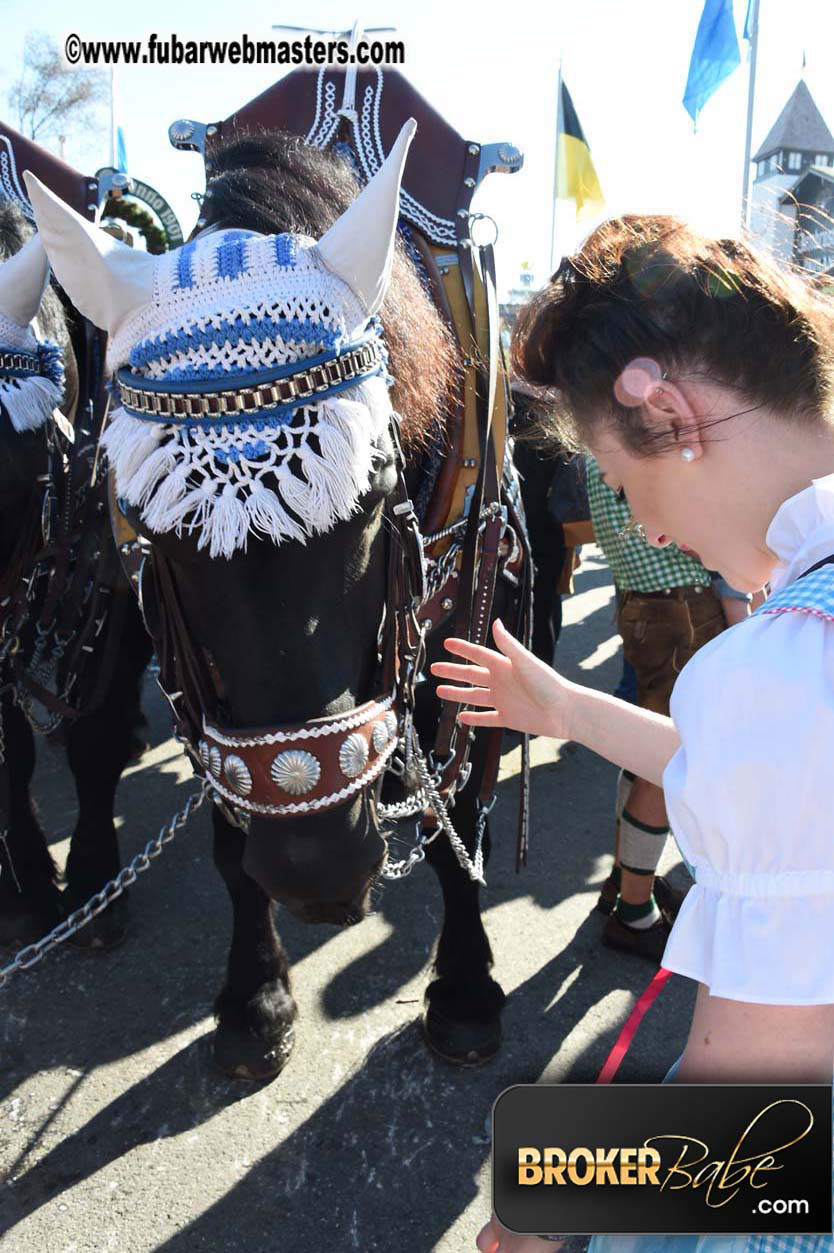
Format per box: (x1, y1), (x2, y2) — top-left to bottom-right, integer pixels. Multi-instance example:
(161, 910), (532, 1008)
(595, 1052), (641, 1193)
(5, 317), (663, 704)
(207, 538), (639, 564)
(660, 607), (834, 1005)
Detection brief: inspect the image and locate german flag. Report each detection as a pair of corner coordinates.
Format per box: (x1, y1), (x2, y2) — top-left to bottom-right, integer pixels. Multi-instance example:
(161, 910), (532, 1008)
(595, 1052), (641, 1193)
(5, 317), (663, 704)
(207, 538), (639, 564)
(557, 80), (604, 220)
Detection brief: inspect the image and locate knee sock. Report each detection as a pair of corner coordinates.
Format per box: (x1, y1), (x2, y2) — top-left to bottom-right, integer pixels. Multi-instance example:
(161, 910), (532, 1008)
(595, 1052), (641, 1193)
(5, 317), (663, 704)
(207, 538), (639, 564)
(615, 807), (669, 929)
(607, 770), (636, 892)
(615, 769), (636, 824)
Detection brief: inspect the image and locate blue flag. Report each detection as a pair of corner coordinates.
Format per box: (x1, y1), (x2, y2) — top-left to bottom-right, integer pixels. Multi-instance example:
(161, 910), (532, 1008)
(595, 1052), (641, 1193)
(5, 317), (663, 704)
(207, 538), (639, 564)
(116, 126), (128, 174)
(683, 0), (741, 128)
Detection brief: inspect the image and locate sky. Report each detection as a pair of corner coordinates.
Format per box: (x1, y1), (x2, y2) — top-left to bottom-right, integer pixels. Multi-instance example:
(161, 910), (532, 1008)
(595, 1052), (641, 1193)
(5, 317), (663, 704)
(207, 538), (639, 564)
(1, 0), (832, 299)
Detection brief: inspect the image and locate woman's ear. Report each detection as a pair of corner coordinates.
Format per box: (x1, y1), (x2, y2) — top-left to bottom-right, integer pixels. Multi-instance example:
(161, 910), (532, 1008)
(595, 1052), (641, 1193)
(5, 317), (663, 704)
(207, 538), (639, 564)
(641, 380), (704, 459)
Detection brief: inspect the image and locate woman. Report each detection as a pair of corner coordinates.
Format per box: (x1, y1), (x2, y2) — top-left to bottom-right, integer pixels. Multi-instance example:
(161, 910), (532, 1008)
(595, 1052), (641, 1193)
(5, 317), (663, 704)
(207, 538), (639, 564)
(430, 216), (834, 1252)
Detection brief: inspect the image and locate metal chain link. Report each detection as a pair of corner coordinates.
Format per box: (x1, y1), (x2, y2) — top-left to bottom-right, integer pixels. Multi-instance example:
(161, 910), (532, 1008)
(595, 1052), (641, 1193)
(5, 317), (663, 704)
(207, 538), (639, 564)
(379, 724), (486, 885)
(422, 539), (461, 607)
(377, 790), (427, 821)
(0, 780), (208, 990)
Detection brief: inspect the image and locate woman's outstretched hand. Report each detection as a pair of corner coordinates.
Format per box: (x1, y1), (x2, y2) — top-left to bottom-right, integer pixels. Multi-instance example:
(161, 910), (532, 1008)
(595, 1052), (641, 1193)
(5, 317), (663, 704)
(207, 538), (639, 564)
(431, 618), (576, 741)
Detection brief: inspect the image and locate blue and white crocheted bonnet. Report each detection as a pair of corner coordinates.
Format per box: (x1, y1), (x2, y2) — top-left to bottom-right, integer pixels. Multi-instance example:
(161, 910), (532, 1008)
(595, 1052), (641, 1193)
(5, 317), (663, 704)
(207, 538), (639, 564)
(25, 120), (417, 558)
(0, 234), (64, 433)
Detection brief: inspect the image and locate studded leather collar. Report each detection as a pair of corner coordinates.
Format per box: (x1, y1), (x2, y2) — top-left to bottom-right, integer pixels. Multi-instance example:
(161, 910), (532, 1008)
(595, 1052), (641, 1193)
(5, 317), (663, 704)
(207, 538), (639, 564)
(196, 696), (399, 816)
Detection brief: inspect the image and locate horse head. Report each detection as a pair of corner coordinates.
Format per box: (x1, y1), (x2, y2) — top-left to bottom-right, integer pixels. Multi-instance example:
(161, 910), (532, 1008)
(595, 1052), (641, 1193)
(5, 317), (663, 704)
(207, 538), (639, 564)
(27, 122), (457, 926)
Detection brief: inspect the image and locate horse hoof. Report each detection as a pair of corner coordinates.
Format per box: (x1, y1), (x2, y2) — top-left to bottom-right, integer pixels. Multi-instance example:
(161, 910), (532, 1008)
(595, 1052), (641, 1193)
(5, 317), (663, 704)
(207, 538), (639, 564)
(67, 894), (129, 951)
(420, 1006), (501, 1067)
(213, 1022), (295, 1082)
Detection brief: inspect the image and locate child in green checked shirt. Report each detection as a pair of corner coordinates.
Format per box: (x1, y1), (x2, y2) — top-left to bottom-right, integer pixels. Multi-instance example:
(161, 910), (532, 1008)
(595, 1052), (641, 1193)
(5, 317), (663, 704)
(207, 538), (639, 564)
(585, 455), (727, 962)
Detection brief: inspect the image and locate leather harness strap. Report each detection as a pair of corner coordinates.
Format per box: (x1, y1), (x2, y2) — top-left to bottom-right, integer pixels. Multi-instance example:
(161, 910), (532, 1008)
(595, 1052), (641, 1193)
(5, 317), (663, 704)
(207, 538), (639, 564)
(3, 400), (125, 731)
(427, 240), (533, 867)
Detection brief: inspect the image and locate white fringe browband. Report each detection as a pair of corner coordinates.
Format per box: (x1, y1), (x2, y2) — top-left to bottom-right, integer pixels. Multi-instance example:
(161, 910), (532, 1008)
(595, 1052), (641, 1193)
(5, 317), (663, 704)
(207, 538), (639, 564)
(0, 373), (62, 433)
(101, 375), (392, 559)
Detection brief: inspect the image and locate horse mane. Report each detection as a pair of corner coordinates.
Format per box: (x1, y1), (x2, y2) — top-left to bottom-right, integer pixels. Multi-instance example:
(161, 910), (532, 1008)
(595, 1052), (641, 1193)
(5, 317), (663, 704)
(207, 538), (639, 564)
(198, 129), (460, 453)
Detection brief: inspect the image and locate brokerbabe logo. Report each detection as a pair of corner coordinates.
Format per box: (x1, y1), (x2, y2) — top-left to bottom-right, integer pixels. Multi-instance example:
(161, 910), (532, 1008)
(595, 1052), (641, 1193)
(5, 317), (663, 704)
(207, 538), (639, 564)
(492, 1085), (832, 1236)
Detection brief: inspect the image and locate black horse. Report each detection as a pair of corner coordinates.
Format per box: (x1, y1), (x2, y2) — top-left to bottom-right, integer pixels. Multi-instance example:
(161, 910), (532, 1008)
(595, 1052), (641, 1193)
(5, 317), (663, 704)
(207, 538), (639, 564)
(0, 202), (152, 953)
(30, 132), (522, 1081)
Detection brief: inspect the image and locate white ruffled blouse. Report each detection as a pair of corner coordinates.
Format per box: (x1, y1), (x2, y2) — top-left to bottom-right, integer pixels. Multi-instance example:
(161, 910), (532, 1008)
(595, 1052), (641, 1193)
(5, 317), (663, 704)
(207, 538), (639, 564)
(661, 472), (834, 1004)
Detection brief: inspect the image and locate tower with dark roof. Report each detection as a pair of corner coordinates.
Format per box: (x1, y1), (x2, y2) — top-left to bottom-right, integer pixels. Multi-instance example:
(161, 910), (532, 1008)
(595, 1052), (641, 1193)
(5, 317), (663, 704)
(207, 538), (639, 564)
(750, 80), (834, 259)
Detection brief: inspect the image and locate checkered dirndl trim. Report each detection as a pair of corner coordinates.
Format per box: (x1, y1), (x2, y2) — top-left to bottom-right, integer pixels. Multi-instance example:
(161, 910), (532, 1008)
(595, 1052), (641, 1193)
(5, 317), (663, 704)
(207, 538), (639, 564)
(747, 1238), (834, 1253)
(757, 562), (834, 623)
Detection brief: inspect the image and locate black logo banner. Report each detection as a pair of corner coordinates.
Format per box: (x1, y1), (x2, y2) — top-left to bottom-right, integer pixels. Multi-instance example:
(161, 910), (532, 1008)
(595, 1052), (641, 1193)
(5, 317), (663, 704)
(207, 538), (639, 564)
(493, 1084), (832, 1235)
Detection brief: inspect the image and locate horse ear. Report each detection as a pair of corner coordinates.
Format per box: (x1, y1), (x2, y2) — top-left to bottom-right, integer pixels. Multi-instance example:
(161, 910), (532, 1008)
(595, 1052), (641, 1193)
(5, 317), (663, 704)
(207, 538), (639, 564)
(24, 171), (155, 337)
(316, 117), (416, 326)
(0, 235), (49, 329)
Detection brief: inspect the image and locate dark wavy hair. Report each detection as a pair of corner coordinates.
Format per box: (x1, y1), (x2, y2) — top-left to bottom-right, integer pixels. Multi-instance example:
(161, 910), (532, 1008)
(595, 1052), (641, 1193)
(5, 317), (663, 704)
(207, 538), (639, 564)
(196, 129), (459, 452)
(511, 214), (834, 455)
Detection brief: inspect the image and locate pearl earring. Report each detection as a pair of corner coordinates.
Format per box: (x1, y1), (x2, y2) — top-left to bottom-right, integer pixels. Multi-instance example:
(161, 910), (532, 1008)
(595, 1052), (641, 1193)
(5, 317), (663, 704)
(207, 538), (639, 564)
(680, 447), (696, 463)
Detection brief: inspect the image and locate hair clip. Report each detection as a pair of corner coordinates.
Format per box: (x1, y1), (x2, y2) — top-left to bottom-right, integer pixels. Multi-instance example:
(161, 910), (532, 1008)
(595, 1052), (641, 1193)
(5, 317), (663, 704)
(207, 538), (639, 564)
(613, 357), (667, 408)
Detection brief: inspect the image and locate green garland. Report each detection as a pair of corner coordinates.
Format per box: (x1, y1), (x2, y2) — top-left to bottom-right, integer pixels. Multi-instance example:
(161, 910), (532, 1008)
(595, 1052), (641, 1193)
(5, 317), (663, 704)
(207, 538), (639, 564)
(102, 196), (168, 254)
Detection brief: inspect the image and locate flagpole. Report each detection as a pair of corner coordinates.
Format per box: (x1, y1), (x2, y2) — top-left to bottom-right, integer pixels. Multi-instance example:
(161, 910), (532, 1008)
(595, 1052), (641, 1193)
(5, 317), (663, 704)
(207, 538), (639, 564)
(549, 59), (563, 274)
(740, 0), (760, 230)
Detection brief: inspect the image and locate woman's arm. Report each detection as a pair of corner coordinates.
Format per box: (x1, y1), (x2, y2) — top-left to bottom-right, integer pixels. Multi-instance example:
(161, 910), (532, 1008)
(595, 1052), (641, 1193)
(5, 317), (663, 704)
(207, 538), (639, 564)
(431, 619), (680, 787)
(569, 686), (680, 788)
(676, 987), (834, 1083)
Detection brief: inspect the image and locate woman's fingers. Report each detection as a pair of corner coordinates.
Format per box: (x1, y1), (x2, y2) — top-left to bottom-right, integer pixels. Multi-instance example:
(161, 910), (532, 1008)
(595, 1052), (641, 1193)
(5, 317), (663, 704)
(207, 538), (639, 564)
(444, 637), (499, 665)
(475, 1218), (501, 1252)
(434, 684), (496, 707)
(430, 661), (492, 684)
(492, 617), (530, 660)
(455, 709), (504, 726)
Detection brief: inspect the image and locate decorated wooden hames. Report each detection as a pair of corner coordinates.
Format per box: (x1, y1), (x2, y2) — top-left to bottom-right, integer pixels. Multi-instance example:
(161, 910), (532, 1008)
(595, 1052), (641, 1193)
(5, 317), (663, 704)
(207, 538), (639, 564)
(28, 70), (531, 1079)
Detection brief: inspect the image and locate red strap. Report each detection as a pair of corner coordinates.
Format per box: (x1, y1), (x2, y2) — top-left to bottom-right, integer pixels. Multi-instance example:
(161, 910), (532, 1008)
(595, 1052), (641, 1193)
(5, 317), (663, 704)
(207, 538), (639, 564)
(596, 967), (674, 1084)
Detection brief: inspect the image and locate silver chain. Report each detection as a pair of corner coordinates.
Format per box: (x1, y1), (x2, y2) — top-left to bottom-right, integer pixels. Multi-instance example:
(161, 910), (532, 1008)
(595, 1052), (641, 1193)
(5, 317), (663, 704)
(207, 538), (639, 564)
(420, 502), (504, 606)
(379, 723), (486, 885)
(377, 789), (427, 821)
(421, 517), (470, 547)
(422, 539), (461, 606)
(0, 780), (208, 990)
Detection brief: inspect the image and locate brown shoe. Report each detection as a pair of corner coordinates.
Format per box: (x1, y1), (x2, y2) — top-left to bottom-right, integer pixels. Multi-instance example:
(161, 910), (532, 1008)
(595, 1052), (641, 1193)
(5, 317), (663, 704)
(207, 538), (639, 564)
(602, 911), (671, 964)
(595, 874), (619, 916)
(653, 875), (688, 924)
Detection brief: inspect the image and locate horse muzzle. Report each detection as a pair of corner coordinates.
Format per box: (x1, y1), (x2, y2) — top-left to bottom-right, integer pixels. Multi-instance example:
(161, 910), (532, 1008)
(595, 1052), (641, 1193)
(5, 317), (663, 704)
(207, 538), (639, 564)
(241, 810), (386, 923)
